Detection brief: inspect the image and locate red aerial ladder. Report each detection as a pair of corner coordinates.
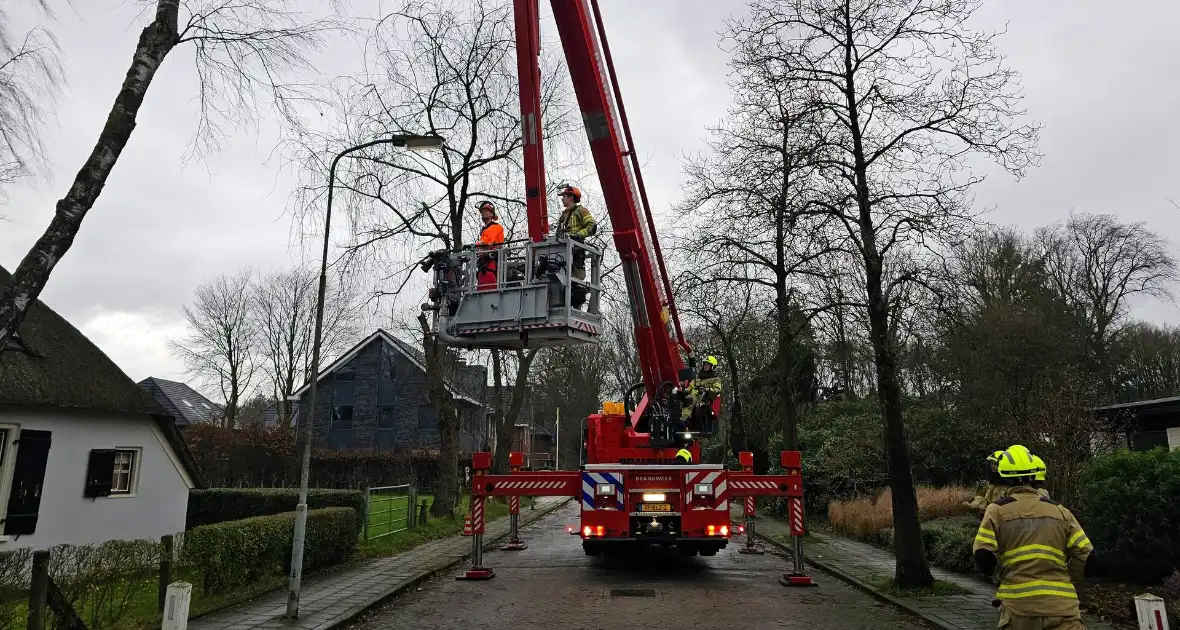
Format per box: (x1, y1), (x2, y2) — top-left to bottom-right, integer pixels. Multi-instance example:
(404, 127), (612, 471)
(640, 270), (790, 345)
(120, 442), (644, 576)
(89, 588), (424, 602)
(421, 0), (814, 585)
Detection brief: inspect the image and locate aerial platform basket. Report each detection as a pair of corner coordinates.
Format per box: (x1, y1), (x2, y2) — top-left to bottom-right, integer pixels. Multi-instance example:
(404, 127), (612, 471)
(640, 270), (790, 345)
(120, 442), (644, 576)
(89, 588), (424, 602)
(421, 236), (604, 350)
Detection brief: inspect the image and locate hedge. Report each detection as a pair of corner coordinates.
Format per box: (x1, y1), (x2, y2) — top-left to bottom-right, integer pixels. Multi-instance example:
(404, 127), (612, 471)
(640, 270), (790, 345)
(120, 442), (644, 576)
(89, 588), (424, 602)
(871, 516), (977, 573)
(182, 424), (471, 490)
(1076, 447), (1180, 583)
(182, 507), (360, 594)
(186, 487), (366, 529)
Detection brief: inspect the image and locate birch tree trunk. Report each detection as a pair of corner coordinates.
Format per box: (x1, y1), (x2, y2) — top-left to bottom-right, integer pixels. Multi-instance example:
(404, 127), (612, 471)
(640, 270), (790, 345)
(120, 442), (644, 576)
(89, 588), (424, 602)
(0, 0), (181, 350)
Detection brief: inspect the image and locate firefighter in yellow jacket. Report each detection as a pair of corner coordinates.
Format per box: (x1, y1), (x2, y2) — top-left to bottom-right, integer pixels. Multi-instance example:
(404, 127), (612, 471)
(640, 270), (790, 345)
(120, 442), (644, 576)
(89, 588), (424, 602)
(1031, 454), (1051, 499)
(966, 450), (1007, 512)
(556, 185), (597, 280)
(973, 447), (1093, 629)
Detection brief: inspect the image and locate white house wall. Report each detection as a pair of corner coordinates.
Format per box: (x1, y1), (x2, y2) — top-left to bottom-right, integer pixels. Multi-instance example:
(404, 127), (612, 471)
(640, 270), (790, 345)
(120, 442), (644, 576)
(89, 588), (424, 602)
(0, 408), (191, 550)
(1168, 426), (1180, 451)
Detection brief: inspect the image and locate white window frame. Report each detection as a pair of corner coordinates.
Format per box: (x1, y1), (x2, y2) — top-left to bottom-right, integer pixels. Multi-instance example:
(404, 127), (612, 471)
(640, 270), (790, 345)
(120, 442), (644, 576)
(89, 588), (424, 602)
(0, 425), (21, 541)
(108, 448), (142, 497)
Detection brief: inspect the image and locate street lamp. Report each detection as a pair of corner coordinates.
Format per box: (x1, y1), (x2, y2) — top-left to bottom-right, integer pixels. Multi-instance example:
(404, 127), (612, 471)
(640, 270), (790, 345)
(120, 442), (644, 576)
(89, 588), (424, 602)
(286, 132), (444, 619)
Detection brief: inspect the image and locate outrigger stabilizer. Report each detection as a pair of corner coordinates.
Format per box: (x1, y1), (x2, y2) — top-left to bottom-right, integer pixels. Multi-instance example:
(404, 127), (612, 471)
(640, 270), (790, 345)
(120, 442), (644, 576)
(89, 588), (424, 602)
(455, 450), (817, 587)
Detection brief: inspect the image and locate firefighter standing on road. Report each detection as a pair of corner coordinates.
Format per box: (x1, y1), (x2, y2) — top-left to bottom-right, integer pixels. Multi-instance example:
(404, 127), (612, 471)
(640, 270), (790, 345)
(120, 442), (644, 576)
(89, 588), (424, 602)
(973, 447), (1093, 630)
(475, 201), (504, 291)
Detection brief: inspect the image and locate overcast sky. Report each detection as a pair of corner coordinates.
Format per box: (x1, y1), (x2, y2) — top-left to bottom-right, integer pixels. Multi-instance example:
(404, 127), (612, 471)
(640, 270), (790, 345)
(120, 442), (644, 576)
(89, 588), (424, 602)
(2, 0), (1178, 395)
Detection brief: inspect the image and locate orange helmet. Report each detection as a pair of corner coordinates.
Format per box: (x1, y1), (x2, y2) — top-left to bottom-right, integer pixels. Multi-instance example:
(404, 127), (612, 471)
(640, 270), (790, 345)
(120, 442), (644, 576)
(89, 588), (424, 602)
(559, 185), (581, 202)
(476, 200), (496, 219)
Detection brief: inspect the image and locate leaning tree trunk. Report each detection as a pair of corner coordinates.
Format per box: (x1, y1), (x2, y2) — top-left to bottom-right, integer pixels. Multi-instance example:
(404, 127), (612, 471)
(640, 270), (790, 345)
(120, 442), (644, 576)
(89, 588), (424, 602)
(419, 313), (459, 517)
(0, 0), (181, 351)
(865, 256), (933, 587)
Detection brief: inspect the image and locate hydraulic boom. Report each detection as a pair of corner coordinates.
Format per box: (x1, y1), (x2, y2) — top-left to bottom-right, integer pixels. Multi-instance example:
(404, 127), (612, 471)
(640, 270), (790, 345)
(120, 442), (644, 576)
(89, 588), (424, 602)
(432, 0), (814, 583)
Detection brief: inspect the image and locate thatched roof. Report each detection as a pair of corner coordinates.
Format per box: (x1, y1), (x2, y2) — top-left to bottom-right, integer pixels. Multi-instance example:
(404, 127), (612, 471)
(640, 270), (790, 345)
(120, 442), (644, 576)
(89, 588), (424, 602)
(0, 265), (204, 487)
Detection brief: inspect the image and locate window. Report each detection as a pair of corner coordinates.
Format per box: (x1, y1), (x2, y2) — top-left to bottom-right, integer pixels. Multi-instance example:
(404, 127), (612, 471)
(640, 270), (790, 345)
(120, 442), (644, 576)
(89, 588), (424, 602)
(84, 448), (139, 498)
(380, 344), (398, 381)
(378, 381), (396, 406)
(417, 405), (437, 430)
(331, 406), (354, 430)
(111, 450), (137, 494)
(331, 372), (355, 431)
(377, 407), (396, 430)
(3, 332), (25, 352)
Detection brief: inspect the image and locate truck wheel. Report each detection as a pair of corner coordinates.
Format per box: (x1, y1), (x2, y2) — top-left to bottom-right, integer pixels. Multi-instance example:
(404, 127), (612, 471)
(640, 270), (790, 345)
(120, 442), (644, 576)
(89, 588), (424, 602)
(583, 542), (601, 556)
(699, 547), (719, 557)
(678, 544), (698, 557)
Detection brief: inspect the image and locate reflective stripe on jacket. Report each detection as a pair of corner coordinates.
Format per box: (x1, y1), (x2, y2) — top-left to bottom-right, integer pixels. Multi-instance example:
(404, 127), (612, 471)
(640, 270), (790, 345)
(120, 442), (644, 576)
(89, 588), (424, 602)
(972, 486), (1093, 618)
(559, 203), (596, 238)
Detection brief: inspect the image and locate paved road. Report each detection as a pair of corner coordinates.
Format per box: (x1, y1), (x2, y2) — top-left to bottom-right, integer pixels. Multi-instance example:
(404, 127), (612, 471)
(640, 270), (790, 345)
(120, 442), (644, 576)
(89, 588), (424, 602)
(346, 502), (930, 630)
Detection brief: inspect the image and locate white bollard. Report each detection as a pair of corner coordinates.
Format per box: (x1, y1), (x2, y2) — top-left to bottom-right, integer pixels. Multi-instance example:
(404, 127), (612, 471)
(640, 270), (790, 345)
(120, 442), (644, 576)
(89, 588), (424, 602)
(1135, 594), (1170, 630)
(161, 581), (193, 630)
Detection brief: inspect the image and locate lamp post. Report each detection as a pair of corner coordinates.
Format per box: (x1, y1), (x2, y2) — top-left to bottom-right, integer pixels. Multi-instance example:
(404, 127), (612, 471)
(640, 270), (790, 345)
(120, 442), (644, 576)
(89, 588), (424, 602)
(286, 132), (444, 619)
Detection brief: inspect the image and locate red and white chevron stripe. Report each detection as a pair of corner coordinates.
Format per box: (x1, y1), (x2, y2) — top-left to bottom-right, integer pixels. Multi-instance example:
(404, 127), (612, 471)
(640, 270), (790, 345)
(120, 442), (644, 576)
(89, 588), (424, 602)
(509, 495), (519, 514)
(745, 496), (755, 516)
(730, 479), (779, 491)
(788, 497), (804, 536)
(683, 470), (729, 511)
(496, 480), (569, 490)
(472, 496), (486, 534)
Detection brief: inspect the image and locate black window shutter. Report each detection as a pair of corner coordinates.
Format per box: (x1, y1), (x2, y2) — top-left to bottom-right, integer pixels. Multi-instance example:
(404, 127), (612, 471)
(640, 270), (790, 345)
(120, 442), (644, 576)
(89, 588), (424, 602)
(83, 449), (116, 498)
(3, 430), (52, 536)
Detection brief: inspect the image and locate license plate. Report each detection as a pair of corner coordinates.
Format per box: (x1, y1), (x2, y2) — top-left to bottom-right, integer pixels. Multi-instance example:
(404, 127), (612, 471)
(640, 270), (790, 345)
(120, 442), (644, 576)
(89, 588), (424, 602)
(640, 503), (672, 513)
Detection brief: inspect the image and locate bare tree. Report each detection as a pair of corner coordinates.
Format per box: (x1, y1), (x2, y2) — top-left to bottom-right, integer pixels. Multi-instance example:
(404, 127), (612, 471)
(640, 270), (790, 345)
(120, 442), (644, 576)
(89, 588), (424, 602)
(676, 44), (840, 449)
(674, 274), (771, 462)
(170, 269), (258, 427)
(0, 1), (65, 201)
(289, 0), (577, 518)
(733, 0), (1040, 585)
(489, 348), (539, 473)
(0, 0), (338, 353)
(1037, 212), (1177, 386)
(252, 266), (362, 426)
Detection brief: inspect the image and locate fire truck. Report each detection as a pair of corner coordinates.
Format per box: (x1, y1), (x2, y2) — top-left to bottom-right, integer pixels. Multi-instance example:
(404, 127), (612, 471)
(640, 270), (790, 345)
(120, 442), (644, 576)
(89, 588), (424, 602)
(420, 0), (812, 584)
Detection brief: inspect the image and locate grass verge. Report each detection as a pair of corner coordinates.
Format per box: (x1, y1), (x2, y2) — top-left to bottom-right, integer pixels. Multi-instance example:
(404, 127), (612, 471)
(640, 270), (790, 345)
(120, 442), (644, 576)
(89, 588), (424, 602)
(866, 575), (969, 598)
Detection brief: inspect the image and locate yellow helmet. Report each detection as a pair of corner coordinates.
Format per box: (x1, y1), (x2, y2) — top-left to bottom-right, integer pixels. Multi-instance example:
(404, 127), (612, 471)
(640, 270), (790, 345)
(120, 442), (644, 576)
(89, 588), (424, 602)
(1032, 455), (1047, 482)
(704, 356), (719, 367)
(675, 448), (692, 464)
(996, 447), (1039, 478)
(985, 450), (1005, 464)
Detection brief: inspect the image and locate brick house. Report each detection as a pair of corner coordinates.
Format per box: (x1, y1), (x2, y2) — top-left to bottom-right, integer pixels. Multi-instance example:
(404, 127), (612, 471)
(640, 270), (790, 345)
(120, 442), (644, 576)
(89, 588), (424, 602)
(290, 329), (489, 452)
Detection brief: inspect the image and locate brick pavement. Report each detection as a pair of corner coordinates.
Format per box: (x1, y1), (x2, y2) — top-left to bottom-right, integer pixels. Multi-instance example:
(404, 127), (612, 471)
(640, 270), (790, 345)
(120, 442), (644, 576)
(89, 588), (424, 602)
(739, 510), (1116, 630)
(347, 501), (932, 630)
(188, 496), (570, 630)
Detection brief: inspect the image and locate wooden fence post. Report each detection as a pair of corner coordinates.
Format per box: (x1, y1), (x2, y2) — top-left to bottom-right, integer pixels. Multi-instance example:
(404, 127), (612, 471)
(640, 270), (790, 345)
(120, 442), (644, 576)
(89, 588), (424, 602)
(408, 487), (418, 529)
(27, 550), (49, 630)
(159, 535), (174, 614)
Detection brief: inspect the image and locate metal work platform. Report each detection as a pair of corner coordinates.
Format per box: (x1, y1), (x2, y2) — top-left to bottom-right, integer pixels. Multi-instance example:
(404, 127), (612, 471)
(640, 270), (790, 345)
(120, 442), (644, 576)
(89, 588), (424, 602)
(421, 236), (604, 350)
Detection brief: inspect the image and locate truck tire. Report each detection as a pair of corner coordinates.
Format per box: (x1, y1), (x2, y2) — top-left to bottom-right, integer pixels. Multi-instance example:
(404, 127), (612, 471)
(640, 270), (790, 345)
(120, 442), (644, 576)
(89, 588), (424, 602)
(677, 544), (698, 557)
(583, 541), (601, 556)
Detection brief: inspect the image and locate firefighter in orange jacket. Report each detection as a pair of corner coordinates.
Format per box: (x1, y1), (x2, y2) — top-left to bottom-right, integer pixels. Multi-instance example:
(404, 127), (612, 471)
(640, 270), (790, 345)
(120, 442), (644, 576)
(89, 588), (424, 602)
(475, 201), (504, 290)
